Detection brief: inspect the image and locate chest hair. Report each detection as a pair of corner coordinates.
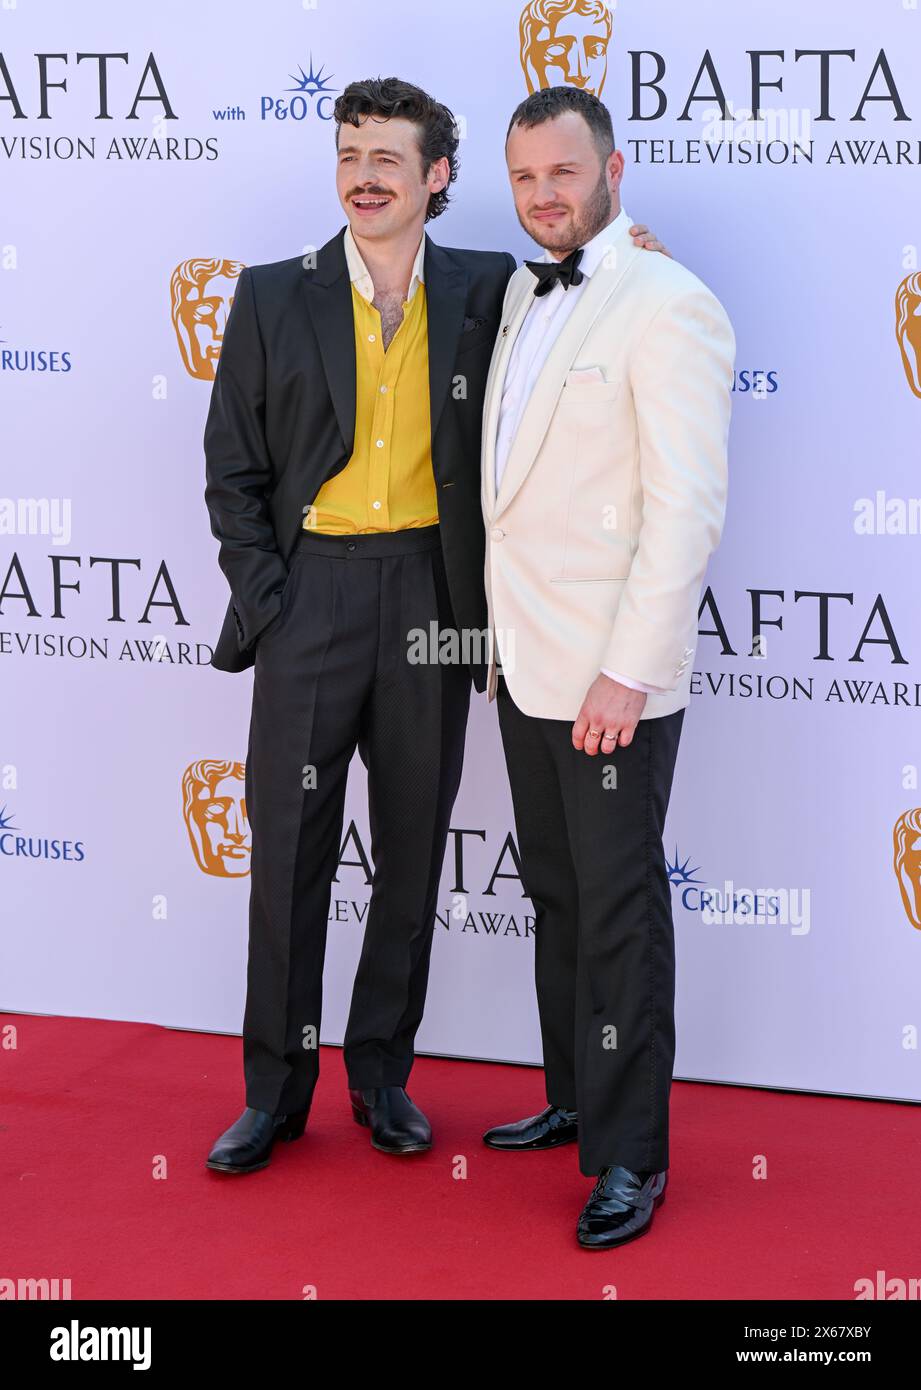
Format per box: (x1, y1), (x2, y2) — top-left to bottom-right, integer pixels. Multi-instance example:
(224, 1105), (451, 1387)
(374, 289), (406, 351)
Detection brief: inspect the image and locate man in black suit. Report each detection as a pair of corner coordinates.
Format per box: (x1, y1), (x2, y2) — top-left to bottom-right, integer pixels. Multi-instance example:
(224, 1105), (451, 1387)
(202, 75), (509, 1173)
(203, 75), (664, 1174)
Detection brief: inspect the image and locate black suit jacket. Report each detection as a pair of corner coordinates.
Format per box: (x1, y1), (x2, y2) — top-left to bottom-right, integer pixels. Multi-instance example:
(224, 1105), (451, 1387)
(203, 226), (515, 686)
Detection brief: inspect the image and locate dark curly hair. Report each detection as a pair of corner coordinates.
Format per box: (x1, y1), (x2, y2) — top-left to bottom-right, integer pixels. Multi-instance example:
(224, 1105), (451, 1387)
(333, 77), (460, 222)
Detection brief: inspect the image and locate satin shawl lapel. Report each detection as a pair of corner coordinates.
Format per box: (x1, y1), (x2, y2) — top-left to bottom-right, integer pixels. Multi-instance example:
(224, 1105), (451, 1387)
(494, 238), (639, 516)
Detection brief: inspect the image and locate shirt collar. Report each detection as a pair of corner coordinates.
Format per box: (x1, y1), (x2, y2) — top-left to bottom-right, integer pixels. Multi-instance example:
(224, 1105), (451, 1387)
(343, 223), (426, 303)
(540, 206), (630, 278)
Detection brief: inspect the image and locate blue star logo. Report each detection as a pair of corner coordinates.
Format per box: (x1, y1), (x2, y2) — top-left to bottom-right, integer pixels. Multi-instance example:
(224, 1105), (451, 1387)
(286, 56), (336, 99)
(666, 847), (704, 887)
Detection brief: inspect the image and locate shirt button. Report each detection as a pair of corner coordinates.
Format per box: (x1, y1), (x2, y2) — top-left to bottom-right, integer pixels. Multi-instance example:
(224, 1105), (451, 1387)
(376, 439), (384, 448)
(372, 500), (382, 510)
(491, 527), (505, 541)
(380, 385), (387, 394)
(368, 333), (376, 342)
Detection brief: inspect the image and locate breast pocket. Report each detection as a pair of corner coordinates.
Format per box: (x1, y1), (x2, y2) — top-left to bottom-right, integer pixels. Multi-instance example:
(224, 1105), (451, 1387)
(558, 378), (622, 403)
(455, 321), (498, 356)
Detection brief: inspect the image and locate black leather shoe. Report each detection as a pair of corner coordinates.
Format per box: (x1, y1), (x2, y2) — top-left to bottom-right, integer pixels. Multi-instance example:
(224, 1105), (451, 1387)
(205, 1106), (308, 1174)
(349, 1086), (432, 1154)
(576, 1166), (667, 1248)
(482, 1103), (578, 1151)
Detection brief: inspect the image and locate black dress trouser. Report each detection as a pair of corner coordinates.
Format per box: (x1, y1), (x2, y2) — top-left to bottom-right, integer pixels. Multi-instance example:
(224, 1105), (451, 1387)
(242, 523), (471, 1117)
(496, 674), (684, 1177)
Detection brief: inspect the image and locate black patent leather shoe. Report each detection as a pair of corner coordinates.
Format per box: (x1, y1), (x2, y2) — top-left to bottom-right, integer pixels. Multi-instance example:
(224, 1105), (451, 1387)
(349, 1086), (432, 1154)
(205, 1106), (308, 1174)
(482, 1103), (578, 1151)
(576, 1166), (668, 1248)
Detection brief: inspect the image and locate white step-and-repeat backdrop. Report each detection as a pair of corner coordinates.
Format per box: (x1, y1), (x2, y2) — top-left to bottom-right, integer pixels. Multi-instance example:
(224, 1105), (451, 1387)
(2, 0), (920, 1102)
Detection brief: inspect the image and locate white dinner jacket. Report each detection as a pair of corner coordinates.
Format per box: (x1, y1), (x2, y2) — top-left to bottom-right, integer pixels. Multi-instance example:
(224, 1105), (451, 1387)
(481, 211), (736, 721)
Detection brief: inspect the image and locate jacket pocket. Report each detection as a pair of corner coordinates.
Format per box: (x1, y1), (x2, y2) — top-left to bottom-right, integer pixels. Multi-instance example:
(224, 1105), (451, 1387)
(559, 378), (622, 402)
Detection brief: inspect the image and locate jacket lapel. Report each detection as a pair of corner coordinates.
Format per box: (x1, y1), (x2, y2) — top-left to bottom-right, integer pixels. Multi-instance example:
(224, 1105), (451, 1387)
(482, 275), (537, 515)
(494, 230), (640, 517)
(300, 228), (468, 466)
(300, 227), (356, 456)
(423, 234), (468, 446)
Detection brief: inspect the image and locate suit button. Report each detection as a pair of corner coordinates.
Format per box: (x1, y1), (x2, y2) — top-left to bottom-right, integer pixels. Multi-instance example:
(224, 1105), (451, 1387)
(491, 528), (505, 541)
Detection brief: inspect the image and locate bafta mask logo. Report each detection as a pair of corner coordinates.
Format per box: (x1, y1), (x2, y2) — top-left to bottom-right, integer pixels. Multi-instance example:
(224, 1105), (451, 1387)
(170, 258), (245, 381)
(896, 273), (921, 399)
(519, 0), (613, 97)
(893, 808), (921, 930)
(182, 759), (250, 878)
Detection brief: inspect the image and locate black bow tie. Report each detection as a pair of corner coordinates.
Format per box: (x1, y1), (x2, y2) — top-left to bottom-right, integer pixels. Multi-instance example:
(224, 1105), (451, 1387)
(524, 247), (585, 297)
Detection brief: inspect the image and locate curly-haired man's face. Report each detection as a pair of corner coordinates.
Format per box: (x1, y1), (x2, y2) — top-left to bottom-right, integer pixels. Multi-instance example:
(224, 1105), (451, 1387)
(336, 114), (447, 243)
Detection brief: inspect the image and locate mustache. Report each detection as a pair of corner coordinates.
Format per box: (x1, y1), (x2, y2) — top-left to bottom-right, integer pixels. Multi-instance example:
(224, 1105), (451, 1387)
(348, 187), (395, 199)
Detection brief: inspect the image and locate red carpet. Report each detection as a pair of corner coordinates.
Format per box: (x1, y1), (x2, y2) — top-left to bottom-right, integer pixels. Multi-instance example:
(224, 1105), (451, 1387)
(2, 1011), (918, 1301)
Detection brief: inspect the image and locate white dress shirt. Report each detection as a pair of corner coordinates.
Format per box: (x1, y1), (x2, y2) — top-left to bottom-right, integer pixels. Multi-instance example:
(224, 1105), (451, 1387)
(495, 210), (667, 697)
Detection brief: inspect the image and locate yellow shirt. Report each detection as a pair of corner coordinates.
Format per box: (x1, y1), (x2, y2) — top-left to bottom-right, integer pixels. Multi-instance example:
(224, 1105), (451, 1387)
(305, 232), (438, 535)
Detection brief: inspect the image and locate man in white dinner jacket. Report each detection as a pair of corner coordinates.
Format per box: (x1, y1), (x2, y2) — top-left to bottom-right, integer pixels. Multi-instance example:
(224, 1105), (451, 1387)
(480, 85), (735, 1249)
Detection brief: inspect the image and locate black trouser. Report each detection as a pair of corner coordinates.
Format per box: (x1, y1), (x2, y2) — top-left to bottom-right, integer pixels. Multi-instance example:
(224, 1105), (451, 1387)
(242, 524), (471, 1116)
(496, 675), (684, 1176)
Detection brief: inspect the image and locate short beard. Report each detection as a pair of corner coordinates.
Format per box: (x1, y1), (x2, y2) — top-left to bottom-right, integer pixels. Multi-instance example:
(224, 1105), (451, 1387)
(524, 165), (613, 256)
